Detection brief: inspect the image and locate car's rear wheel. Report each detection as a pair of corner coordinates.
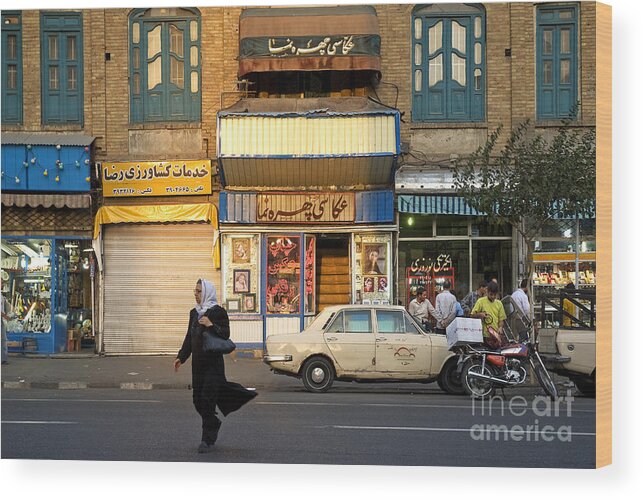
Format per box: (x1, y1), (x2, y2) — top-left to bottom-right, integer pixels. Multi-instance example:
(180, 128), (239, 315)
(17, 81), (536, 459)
(438, 358), (466, 395)
(572, 375), (596, 397)
(301, 356), (335, 393)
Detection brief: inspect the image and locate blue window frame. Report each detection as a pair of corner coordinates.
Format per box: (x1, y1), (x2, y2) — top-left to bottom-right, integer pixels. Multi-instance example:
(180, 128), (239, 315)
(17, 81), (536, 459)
(2, 12), (23, 124)
(537, 5), (578, 120)
(40, 12), (83, 125)
(412, 4), (485, 122)
(129, 8), (201, 123)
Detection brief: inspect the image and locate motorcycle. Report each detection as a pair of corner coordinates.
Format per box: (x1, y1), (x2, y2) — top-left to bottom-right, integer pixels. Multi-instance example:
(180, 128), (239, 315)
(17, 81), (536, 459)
(452, 296), (558, 400)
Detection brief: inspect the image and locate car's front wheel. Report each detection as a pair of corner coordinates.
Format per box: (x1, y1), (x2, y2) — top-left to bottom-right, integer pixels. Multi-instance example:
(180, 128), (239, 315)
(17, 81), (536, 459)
(301, 356), (335, 393)
(438, 357), (466, 395)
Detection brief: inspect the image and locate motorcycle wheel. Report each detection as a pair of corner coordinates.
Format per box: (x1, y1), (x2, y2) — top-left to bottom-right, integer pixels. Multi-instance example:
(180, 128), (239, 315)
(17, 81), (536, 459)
(530, 352), (558, 401)
(461, 359), (496, 399)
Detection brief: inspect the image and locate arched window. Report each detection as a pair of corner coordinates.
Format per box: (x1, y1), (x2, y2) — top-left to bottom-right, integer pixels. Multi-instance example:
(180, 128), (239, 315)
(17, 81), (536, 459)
(129, 8), (201, 123)
(411, 4), (485, 122)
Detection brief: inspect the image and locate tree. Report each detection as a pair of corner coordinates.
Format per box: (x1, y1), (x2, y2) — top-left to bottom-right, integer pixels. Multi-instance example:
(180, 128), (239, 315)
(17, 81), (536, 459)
(451, 118), (596, 324)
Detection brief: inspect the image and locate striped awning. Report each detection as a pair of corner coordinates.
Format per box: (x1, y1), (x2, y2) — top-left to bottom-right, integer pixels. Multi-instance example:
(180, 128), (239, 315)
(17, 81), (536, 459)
(238, 6), (381, 77)
(1, 193), (91, 209)
(398, 195), (484, 216)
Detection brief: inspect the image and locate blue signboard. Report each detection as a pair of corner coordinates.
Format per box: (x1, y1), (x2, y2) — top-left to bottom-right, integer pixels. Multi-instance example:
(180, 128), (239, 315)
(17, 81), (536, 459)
(1, 143), (91, 192)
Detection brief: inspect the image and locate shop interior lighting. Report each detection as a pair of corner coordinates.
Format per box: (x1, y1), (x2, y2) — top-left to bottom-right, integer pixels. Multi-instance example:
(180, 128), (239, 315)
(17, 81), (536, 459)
(15, 244), (39, 259)
(1, 243), (18, 256)
(23, 279), (45, 283)
(64, 243), (79, 249)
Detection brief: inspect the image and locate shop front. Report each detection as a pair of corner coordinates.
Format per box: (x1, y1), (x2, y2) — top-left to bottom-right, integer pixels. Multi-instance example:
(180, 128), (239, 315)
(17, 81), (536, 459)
(219, 191), (395, 344)
(531, 217), (596, 327)
(1, 132), (96, 354)
(396, 194), (516, 307)
(94, 159), (220, 354)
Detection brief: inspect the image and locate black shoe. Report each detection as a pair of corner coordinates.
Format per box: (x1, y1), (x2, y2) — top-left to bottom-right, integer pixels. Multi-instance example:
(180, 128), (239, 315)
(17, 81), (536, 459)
(197, 441), (214, 453)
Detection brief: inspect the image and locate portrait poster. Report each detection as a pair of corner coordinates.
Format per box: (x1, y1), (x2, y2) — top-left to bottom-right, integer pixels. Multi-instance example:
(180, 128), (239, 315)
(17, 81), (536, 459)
(362, 243), (387, 276)
(231, 237), (251, 264)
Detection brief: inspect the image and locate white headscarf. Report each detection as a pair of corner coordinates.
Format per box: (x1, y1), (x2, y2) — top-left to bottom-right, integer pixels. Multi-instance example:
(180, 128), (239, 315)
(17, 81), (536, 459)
(195, 278), (218, 317)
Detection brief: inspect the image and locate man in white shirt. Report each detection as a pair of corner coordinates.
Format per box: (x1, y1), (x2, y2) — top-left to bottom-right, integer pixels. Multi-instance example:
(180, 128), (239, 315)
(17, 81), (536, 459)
(435, 280), (457, 333)
(511, 279), (531, 317)
(511, 279), (534, 341)
(408, 287), (442, 331)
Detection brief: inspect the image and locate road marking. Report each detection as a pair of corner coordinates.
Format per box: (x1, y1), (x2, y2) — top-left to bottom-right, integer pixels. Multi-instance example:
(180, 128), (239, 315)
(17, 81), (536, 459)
(2, 421), (78, 425)
(329, 425), (596, 437)
(2, 398), (163, 403)
(256, 402), (352, 406)
(255, 401), (595, 413)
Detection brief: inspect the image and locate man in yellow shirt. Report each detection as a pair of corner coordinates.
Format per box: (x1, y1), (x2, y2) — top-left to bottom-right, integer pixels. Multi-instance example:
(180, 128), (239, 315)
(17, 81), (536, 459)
(470, 281), (507, 348)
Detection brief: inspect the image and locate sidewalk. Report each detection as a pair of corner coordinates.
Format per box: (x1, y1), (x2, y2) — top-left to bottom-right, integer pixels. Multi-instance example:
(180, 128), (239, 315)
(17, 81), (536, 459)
(0, 353), (298, 391)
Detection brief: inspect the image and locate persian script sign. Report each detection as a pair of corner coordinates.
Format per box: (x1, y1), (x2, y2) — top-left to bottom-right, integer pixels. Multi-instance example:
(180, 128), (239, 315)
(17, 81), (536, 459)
(409, 254), (453, 274)
(257, 193), (355, 223)
(102, 160), (212, 197)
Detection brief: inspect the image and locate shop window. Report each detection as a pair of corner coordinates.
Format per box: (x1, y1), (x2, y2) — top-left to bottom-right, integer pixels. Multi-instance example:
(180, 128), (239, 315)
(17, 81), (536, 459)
(411, 4), (485, 122)
(400, 214), (434, 238)
(472, 240), (512, 297)
(398, 240), (470, 305)
(41, 12), (83, 124)
(222, 234), (259, 314)
(129, 8), (201, 123)
(355, 234), (392, 304)
(1, 12), (22, 124)
(266, 235), (301, 315)
(1, 238), (94, 353)
(436, 215), (469, 237)
(537, 5), (578, 120)
(471, 218), (512, 237)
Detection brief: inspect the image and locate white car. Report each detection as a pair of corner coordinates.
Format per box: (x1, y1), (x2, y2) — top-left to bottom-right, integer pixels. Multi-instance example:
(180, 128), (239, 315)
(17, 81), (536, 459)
(263, 305), (463, 394)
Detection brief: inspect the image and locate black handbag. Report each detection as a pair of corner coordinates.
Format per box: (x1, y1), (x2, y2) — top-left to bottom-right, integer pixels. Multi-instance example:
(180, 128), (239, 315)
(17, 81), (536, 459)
(201, 312), (236, 354)
(202, 329), (236, 354)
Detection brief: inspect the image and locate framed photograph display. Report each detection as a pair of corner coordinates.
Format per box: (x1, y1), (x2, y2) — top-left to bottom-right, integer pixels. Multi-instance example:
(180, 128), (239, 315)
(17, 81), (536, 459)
(242, 293), (256, 313)
(233, 269), (250, 294)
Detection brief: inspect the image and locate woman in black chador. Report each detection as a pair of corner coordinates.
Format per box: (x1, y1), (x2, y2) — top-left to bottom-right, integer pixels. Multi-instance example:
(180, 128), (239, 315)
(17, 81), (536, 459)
(174, 278), (257, 453)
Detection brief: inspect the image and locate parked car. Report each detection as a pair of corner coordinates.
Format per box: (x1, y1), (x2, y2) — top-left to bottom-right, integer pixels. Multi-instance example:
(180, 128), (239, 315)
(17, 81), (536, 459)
(263, 305), (464, 394)
(540, 328), (596, 397)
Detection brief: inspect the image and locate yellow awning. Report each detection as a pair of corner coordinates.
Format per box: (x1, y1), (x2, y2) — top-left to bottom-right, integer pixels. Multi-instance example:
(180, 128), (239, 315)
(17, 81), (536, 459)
(93, 203), (220, 268)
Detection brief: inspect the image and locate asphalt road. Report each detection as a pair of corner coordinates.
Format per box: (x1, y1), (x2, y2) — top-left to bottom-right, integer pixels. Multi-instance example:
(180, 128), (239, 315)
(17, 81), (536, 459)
(1, 385), (596, 468)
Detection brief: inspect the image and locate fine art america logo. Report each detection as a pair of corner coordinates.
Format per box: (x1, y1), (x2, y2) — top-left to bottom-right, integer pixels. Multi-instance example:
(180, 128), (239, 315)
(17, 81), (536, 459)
(469, 391), (576, 442)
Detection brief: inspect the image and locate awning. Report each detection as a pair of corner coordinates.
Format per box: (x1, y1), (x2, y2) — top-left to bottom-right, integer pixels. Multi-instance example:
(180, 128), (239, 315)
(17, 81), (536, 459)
(1, 131), (95, 146)
(1, 193), (91, 209)
(92, 203), (220, 269)
(398, 195), (484, 216)
(217, 97), (399, 188)
(238, 6), (381, 77)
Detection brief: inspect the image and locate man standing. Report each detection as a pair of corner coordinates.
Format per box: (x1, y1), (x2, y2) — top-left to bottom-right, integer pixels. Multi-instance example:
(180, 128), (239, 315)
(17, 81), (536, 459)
(511, 279), (531, 317)
(408, 287), (442, 331)
(461, 281), (487, 316)
(1, 294), (11, 364)
(435, 281), (457, 334)
(471, 281), (507, 348)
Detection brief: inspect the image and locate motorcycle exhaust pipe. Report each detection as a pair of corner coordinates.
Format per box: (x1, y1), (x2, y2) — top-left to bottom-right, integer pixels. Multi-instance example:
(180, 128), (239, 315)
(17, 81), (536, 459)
(467, 371), (513, 386)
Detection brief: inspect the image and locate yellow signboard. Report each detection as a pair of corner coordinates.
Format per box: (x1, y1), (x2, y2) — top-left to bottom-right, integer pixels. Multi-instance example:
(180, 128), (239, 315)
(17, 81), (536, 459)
(102, 160), (212, 197)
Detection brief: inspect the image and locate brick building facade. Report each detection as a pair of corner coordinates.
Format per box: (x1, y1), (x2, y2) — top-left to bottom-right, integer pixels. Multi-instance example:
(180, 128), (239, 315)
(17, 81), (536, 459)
(2, 3), (597, 353)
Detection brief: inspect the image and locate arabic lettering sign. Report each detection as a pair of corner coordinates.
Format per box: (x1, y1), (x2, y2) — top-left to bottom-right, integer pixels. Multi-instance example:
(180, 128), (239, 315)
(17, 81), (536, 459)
(102, 160), (212, 197)
(240, 34), (381, 59)
(409, 254), (453, 274)
(257, 193), (355, 223)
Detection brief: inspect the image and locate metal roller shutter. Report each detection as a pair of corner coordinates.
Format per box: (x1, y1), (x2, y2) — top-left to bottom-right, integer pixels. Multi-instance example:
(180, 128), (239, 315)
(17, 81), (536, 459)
(103, 223), (218, 354)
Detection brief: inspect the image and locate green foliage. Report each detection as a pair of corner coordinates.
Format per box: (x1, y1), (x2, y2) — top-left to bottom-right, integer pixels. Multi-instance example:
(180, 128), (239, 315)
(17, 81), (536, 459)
(451, 118), (596, 241)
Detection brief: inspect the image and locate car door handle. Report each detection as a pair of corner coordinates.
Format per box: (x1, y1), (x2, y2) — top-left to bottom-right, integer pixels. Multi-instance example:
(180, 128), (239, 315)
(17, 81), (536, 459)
(376, 337), (386, 342)
(326, 337), (338, 342)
